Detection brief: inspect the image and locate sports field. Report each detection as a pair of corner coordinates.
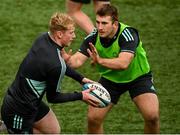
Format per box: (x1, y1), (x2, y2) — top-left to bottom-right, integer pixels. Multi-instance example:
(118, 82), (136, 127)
(0, 0), (180, 133)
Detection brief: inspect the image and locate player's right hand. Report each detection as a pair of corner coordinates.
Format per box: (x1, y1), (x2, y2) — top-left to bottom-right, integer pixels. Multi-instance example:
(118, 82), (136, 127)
(82, 88), (99, 107)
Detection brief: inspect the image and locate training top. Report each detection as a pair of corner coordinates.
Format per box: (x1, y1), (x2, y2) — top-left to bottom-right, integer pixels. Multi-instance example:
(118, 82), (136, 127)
(4, 32), (84, 114)
(79, 22), (150, 83)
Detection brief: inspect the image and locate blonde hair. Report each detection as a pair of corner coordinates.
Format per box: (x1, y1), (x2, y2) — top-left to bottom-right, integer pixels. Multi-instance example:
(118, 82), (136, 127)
(49, 12), (75, 34)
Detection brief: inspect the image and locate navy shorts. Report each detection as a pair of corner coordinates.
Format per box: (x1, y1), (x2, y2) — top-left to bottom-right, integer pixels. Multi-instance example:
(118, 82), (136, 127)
(70, 0), (110, 4)
(1, 101), (50, 134)
(98, 72), (157, 104)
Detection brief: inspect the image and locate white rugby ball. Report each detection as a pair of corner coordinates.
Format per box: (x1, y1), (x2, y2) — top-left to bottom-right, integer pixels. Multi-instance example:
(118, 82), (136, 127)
(83, 82), (111, 108)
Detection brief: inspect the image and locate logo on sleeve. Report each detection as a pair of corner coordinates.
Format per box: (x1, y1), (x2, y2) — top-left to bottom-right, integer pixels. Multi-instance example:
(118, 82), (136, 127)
(150, 85), (156, 91)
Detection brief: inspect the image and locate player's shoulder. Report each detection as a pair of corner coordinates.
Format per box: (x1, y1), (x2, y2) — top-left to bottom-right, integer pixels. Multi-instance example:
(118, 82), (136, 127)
(119, 26), (139, 42)
(84, 28), (98, 40)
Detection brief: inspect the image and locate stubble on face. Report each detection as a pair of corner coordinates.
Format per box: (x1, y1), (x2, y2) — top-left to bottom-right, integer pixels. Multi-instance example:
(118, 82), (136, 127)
(96, 15), (116, 38)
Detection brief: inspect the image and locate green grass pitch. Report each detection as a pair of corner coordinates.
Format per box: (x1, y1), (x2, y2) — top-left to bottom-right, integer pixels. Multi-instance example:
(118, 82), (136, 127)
(0, 0), (180, 133)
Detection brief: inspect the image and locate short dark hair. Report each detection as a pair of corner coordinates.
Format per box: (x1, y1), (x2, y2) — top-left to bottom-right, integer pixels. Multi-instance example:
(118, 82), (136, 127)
(96, 4), (118, 22)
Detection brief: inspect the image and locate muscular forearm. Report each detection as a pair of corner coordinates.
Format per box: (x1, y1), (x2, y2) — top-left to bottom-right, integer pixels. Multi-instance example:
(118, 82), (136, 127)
(97, 52), (134, 70)
(67, 58), (83, 69)
(98, 57), (129, 70)
(67, 52), (88, 69)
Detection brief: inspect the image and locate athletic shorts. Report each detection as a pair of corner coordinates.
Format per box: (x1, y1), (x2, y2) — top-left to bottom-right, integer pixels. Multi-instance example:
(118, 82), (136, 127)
(70, 0), (110, 4)
(98, 72), (157, 104)
(1, 101), (50, 134)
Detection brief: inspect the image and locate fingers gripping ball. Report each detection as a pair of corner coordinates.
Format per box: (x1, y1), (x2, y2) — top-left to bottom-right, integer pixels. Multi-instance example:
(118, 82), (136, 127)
(83, 82), (111, 108)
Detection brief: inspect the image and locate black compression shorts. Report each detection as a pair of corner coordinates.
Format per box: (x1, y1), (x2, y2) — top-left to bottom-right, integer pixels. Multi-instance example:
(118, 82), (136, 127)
(70, 0), (110, 4)
(1, 101), (50, 134)
(98, 72), (157, 104)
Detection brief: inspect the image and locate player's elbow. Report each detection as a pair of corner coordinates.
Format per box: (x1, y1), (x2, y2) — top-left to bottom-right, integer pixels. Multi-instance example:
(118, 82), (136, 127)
(121, 64), (129, 70)
(114, 63), (129, 70)
(67, 60), (83, 69)
(119, 60), (132, 70)
(69, 63), (81, 69)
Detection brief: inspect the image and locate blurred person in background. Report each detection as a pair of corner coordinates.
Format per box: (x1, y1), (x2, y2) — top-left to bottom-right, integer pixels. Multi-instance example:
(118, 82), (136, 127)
(66, 0), (110, 34)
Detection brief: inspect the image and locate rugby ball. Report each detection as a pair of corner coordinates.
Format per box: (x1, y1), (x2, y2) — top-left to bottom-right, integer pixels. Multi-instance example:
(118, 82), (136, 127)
(83, 82), (111, 108)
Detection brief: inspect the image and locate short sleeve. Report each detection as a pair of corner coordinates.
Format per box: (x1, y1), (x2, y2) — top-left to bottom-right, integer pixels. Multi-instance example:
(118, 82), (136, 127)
(79, 30), (97, 57)
(119, 27), (139, 54)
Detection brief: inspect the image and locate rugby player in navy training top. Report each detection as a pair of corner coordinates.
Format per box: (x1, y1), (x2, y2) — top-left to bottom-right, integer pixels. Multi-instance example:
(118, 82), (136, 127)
(1, 12), (99, 134)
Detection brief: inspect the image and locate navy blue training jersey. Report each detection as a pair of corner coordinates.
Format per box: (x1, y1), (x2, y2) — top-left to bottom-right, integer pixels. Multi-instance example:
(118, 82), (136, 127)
(3, 32), (84, 115)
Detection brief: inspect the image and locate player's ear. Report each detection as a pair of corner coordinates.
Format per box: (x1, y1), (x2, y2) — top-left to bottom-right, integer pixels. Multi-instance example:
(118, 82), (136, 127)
(57, 31), (63, 39)
(112, 21), (118, 29)
(113, 21), (119, 26)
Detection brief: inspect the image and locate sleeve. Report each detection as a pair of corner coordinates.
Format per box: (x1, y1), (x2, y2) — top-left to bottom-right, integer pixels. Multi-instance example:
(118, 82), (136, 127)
(46, 92), (82, 103)
(45, 66), (83, 103)
(78, 30), (97, 57)
(119, 27), (139, 54)
(65, 65), (84, 84)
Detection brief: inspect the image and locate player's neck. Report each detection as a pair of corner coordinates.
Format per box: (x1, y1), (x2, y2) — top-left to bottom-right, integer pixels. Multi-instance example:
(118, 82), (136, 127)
(108, 26), (118, 39)
(48, 32), (63, 47)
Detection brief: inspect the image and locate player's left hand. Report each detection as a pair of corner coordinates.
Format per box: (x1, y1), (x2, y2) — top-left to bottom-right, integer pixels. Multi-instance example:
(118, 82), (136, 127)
(87, 42), (100, 65)
(60, 48), (72, 62)
(82, 77), (94, 84)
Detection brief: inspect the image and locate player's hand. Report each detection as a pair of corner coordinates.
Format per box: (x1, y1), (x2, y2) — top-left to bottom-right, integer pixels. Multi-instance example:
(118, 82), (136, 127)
(81, 77), (94, 84)
(82, 88), (99, 107)
(60, 48), (72, 62)
(87, 42), (100, 65)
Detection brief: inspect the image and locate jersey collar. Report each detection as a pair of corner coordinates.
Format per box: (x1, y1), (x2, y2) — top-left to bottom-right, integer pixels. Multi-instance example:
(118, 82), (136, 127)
(47, 32), (63, 50)
(99, 23), (120, 48)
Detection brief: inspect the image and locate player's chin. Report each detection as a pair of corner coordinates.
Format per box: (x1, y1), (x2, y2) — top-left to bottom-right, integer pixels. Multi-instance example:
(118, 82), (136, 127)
(99, 33), (107, 38)
(64, 43), (71, 47)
